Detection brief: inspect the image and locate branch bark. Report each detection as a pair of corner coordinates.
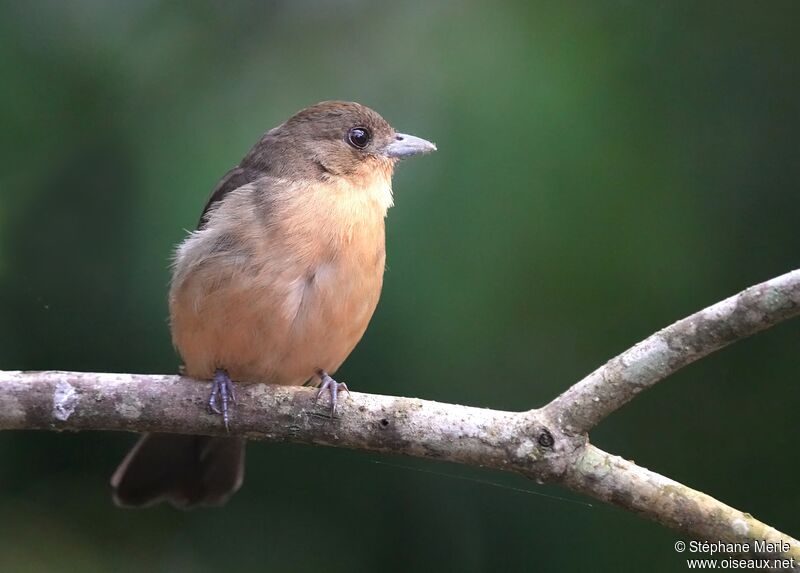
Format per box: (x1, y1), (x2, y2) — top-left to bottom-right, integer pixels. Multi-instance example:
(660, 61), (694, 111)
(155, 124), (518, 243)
(1, 269), (799, 562)
(543, 269), (800, 434)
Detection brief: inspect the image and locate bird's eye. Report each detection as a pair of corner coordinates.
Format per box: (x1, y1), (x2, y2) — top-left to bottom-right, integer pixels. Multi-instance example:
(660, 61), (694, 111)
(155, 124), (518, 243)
(347, 127), (371, 149)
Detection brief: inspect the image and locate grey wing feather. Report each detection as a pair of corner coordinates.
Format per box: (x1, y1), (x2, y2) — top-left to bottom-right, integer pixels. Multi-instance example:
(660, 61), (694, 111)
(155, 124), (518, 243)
(198, 166), (266, 229)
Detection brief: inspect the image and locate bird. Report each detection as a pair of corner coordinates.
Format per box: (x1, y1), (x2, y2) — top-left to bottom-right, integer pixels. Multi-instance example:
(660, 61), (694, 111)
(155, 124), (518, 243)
(110, 101), (436, 508)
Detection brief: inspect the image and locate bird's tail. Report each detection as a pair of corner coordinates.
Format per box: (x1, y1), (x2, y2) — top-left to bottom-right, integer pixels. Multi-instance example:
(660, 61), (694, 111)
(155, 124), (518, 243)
(111, 433), (245, 509)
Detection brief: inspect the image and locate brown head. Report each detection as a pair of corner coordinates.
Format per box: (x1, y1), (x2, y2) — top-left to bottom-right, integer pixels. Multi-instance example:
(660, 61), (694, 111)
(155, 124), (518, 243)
(241, 101), (436, 182)
(198, 101), (435, 228)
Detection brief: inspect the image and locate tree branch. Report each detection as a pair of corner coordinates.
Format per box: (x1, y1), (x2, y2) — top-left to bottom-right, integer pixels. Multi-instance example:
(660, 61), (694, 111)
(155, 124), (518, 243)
(2, 269), (799, 562)
(563, 446), (800, 561)
(543, 269), (800, 434)
(0, 370), (558, 478)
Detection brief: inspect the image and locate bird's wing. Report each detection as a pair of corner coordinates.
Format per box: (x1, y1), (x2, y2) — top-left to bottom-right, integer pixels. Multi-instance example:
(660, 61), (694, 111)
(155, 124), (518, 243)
(197, 166), (265, 229)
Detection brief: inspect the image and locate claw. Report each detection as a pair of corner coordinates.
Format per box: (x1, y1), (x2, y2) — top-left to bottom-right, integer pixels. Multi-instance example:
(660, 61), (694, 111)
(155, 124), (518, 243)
(314, 370), (349, 417)
(208, 369), (236, 431)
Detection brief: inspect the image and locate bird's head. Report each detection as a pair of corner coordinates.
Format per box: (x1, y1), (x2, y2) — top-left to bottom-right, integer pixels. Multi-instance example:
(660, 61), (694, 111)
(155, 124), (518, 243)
(248, 101), (436, 183)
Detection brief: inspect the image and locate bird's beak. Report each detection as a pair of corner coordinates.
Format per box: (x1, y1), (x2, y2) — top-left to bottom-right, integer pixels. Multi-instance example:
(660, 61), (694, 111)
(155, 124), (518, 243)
(383, 133), (437, 159)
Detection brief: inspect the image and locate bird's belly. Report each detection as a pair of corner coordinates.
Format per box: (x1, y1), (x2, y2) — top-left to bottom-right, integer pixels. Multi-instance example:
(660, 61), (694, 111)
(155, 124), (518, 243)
(171, 254), (384, 385)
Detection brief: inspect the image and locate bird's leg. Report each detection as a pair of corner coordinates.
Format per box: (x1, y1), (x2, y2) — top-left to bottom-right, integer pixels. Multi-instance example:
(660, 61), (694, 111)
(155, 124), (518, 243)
(208, 368), (236, 431)
(314, 369), (350, 417)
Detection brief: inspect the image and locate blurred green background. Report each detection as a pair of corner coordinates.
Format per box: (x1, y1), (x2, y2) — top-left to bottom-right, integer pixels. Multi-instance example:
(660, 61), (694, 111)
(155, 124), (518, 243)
(1, 1), (798, 571)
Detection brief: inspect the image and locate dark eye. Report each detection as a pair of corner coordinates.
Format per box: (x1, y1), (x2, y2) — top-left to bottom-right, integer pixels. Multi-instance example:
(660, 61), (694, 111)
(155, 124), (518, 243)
(347, 127), (371, 149)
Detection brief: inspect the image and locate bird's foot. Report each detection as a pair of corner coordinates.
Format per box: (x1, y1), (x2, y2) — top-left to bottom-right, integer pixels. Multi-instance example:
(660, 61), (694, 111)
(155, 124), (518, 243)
(208, 369), (236, 431)
(314, 370), (349, 417)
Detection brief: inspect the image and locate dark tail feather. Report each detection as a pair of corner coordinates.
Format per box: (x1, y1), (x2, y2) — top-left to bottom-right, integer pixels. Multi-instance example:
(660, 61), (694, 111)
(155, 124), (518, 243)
(111, 433), (246, 509)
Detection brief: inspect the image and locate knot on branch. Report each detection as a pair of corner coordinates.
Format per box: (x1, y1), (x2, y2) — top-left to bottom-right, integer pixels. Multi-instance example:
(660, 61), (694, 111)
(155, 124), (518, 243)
(510, 411), (587, 482)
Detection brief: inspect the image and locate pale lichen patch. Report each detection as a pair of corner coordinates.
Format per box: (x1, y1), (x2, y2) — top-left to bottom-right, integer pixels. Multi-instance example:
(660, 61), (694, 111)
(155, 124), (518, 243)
(115, 393), (144, 419)
(703, 298), (737, 323)
(514, 438), (538, 462)
(53, 381), (78, 421)
(732, 518), (749, 536)
(623, 338), (671, 383)
(576, 449), (612, 479)
(757, 287), (786, 314)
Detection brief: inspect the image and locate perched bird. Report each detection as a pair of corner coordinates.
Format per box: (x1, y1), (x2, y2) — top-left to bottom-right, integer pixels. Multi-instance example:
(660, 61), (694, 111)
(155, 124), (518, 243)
(111, 101), (436, 508)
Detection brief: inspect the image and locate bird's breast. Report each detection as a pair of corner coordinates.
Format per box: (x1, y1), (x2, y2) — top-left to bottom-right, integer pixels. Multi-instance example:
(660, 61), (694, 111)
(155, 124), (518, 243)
(170, 175), (389, 384)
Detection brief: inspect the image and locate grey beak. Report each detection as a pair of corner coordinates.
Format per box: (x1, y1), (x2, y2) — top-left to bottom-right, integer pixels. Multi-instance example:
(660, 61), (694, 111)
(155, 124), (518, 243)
(384, 133), (437, 159)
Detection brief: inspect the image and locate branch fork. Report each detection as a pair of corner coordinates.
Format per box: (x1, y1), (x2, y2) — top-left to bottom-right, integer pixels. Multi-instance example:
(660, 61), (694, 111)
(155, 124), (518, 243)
(2, 269), (799, 562)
